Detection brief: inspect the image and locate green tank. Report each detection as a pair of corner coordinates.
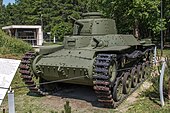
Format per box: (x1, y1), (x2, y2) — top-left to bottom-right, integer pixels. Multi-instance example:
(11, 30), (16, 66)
(19, 12), (154, 108)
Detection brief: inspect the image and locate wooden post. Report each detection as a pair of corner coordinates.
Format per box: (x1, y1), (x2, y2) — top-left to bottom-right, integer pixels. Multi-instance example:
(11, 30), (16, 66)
(166, 57), (170, 99)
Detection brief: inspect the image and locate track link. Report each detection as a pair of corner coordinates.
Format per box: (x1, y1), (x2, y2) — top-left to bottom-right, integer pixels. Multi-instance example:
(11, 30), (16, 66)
(19, 52), (43, 94)
(93, 54), (115, 107)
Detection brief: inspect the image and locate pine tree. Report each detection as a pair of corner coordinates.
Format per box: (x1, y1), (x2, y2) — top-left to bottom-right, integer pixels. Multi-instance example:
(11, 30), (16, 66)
(0, 0), (2, 11)
(0, 0), (169, 41)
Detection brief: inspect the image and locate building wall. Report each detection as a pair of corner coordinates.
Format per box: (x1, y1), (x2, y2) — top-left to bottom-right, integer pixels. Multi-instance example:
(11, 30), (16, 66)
(2, 25), (43, 46)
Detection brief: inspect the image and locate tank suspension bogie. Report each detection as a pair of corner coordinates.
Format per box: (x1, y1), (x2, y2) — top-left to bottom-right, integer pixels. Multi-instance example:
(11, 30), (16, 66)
(137, 64), (143, 83)
(142, 62), (147, 79)
(131, 66), (138, 88)
(122, 72), (132, 94)
(145, 61), (151, 76)
(113, 77), (123, 102)
(92, 52), (153, 108)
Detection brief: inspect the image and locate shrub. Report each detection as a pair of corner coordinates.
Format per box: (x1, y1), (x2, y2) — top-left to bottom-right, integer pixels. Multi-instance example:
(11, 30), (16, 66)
(0, 30), (32, 55)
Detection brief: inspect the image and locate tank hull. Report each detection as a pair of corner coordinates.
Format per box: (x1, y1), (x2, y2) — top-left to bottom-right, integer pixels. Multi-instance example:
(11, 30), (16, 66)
(35, 49), (95, 85)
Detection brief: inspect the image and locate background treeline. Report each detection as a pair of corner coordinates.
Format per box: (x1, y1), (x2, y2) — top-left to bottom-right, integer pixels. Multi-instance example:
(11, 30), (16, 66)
(0, 0), (170, 43)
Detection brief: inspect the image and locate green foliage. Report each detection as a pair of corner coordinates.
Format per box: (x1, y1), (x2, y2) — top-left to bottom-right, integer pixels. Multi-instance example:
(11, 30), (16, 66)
(62, 101), (71, 113)
(1, 0), (86, 41)
(50, 111), (58, 113)
(1, 0), (170, 41)
(51, 22), (72, 41)
(0, 30), (32, 55)
(28, 110), (32, 113)
(87, 0), (166, 38)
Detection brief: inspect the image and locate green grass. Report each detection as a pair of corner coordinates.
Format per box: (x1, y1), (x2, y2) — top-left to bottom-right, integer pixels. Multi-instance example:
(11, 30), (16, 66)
(0, 30), (32, 55)
(127, 98), (170, 113)
(157, 49), (170, 57)
(127, 80), (170, 113)
(126, 82), (170, 113)
(126, 49), (170, 113)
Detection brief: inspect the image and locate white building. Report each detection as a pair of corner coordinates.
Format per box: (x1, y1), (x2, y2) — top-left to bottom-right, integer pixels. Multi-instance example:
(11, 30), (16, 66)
(2, 25), (43, 46)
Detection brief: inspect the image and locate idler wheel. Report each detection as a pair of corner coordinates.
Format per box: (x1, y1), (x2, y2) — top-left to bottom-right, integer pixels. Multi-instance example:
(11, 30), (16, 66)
(113, 77), (123, 102)
(123, 72), (132, 94)
(131, 66), (138, 88)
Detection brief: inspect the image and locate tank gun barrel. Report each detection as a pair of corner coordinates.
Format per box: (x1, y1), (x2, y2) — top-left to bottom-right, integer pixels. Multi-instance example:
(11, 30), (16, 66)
(68, 16), (83, 28)
(68, 16), (83, 34)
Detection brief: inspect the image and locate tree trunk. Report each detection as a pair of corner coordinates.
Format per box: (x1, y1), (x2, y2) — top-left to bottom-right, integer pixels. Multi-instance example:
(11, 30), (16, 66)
(134, 19), (140, 39)
(0, 0), (2, 12)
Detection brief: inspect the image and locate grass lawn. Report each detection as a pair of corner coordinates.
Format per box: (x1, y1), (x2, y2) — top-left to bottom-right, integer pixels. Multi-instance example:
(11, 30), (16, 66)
(126, 49), (170, 113)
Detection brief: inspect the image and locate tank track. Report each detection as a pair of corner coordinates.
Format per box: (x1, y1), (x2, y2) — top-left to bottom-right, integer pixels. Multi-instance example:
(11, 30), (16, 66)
(19, 52), (46, 95)
(93, 53), (152, 108)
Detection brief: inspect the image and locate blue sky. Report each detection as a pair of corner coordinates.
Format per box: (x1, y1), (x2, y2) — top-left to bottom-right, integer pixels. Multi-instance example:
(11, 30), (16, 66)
(3, 0), (15, 5)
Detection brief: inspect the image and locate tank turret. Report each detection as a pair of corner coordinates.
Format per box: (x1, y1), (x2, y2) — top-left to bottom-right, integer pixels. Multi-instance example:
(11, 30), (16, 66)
(70, 12), (117, 35)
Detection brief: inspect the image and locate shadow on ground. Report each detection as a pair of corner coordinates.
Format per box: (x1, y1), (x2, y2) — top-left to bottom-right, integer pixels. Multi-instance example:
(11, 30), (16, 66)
(27, 83), (104, 108)
(51, 83), (104, 108)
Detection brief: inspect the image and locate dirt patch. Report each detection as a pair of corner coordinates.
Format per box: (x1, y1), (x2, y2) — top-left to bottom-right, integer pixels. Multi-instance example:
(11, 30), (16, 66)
(40, 85), (111, 113)
(1, 81), (152, 113)
(39, 81), (152, 113)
